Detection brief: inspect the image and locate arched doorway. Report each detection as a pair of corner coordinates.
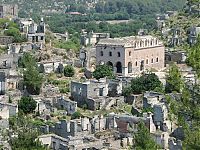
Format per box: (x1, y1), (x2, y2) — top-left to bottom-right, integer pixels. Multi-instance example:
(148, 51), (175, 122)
(116, 62), (122, 73)
(128, 62), (132, 73)
(107, 61), (113, 70)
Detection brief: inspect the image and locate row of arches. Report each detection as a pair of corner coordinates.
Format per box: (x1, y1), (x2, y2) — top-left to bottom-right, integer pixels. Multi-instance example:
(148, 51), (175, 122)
(107, 61), (122, 73)
(135, 38), (159, 48)
(106, 61), (145, 74)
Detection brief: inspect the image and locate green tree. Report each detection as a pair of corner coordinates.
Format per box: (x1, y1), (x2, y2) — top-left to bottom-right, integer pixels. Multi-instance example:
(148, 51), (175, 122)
(130, 72), (162, 94)
(93, 64), (114, 80)
(9, 114), (47, 150)
(64, 65), (75, 77)
(18, 96), (37, 114)
(122, 86), (132, 97)
(71, 111), (82, 119)
(4, 27), (27, 43)
(133, 121), (160, 150)
(22, 53), (43, 95)
(183, 127), (200, 150)
(187, 36), (200, 77)
(165, 64), (183, 93)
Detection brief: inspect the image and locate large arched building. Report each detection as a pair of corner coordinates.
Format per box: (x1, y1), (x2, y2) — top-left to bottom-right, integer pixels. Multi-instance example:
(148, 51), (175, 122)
(96, 35), (165, 76)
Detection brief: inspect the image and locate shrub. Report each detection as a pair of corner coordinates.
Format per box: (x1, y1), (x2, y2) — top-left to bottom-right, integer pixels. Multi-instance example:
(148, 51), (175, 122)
(64, 65), (75, 77)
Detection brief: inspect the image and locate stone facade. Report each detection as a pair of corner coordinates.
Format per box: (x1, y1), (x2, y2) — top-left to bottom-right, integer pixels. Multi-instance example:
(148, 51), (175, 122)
(19, 18), (45, 44)
(81, 30), (110, 46)
(0, 4), (18, 18)
(71, 78), (123, 110)
(38, 134), (68, 150)
(188, 26), (200, 45)
(0, 102), (18, 119)
(53, 96), (77, 115)
(8, 42), (44, 54)
(96, 35), (165, 76)
(165, 51), (187, 64)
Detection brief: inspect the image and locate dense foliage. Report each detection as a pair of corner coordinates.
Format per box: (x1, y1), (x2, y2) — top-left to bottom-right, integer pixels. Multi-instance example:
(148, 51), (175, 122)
(165, 64), (183, 93)
(21, 53), (43, 95)
(133, 121), (160, 149)
(167, 81), (200, 149)
(131, 73), (162, 94)
(18, 96), (37, 114)
(187, 36), (200, 77)
(71, 111), (82, 119)
(93, 64), (114, 80)
(0, 18), (27, 43)
(9, 114), (47, 150)
(64, 65), (75, 77)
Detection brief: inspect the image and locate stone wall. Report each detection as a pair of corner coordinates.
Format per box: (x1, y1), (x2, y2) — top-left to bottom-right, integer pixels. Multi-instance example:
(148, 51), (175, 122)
(0, 36), (13, 45)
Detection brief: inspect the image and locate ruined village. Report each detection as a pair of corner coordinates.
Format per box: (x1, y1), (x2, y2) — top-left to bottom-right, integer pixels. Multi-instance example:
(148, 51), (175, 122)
(0, 0), (199, 150)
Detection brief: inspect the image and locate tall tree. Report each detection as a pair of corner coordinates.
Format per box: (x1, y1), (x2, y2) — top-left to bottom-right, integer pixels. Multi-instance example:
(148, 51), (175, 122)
(22, 53), (43, 95)
(187, 36), (200, 77)
(133, 121), (160, 150)
(9, 114), (47, 150)
(165, 64), (183, 93)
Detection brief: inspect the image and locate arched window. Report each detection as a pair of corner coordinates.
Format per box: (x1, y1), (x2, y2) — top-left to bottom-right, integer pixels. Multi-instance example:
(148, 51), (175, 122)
(135, 61), (138, 66)
(100, 51), (103, 56)
(150, 40), (153, 46)
(145, 40), (148, 47)
(116, 62), (122, 73)
(155, 39), (158, 45)
(128, 62), (132, 73)
(151, 58), (154, 63)
(156, 57), (159, 62)
(140, 41), (142, 47)
(129, 51), (131, 56)
(109, 51), (112, 56)
(146, 59), (149, 64)
(117, 52), (121, 57)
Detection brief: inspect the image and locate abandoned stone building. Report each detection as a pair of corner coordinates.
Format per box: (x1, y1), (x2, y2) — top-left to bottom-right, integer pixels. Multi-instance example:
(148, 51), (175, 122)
(53, 96), (77, 115)
(165, 51), (187, 64)
(96, 35), (165, 76)
(19, 18), (45, 43)
(39, 112), (161, 150)
(81, 30), (110, 46)
(38, 61), (62, 74)
(8, 42), (43, 54)
(0, 102), (18, 119)
(0, 4), (18, 18)
(70, 78), (123, 110)
(188, 26), (200, 45)
(53, 32), (69, 41)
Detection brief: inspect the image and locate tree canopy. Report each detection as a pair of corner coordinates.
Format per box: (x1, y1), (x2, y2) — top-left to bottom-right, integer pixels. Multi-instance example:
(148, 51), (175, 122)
(133, 121), (160, 150)
(18, 96), (37, 114)
(21, 53), (43, 95)
(9, 114), (47, 150)
(165, 64), (183, 93)
(187, 36), (200, 77)
(93, 64), (114, 80)
(130, 72), (162, 94)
